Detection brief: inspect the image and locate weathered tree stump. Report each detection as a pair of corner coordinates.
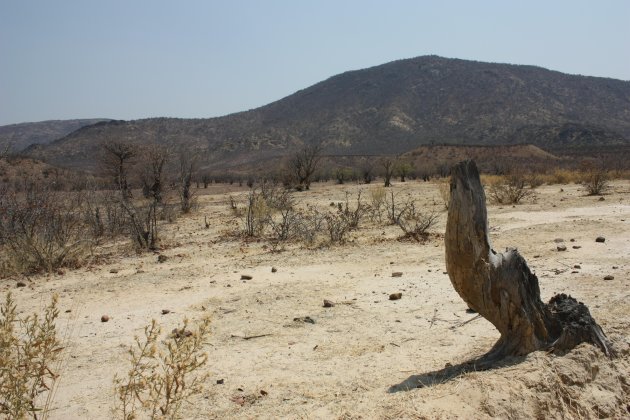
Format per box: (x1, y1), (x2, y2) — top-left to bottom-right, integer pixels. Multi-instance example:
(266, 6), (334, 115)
(445, 160), (613, 366)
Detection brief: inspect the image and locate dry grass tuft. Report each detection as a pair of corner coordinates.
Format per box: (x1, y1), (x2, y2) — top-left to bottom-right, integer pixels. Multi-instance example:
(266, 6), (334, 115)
(0, 292), (63, 419)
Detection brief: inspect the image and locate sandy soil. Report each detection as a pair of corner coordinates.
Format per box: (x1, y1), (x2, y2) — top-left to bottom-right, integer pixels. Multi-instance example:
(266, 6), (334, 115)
(4, 179), (629, 419)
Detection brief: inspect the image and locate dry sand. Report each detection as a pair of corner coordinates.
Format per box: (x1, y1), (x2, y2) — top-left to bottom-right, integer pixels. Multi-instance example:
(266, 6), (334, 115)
(4, 180), (629, 419)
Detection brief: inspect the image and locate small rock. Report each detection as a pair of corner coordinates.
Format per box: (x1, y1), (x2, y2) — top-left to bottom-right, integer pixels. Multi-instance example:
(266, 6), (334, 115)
(16, 281), (26, 288)
(294, 316), (315, 324)
(389, 292), (402, 301)
(101, 315), (110, 322)
(241, 274), (253, 280)
(557, 244), (567, 252)
(216, 379), (225, 385)
(603, 275), (614, 281)
(554, 238), (564, 243)
(260, 390), (268, 396)
(391, 272), (403, 277)
(271, 267), (277, 273)
(445, 362), (453, 368)
(57, 269), (65, 275)
(598, 196), (605, 201)
(571, 271), (579, 274)
(161, 309), (170, 315)
(570, 238), (575, 242)
(65, 309), (72, 313)
(157, 255), (168, 263)
(572, 246), (582, 249)
(574, 265), (581, 269)
(533, 255), (541, 258)
(595, 236), (606, 243)
(612, 266), (619, 269)
(109, 269), (119, 274)
(323, 299), (335, 308)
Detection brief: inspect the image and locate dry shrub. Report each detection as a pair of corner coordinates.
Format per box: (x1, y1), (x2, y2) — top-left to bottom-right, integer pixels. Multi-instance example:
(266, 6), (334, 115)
(547, 169), (580, 185)
(242, 190), (272, 237)
(488, 174), (534, 204)
(1, 293), (63, 419)
(368, 186), (386, 223)
(580, 165), (609, 195)
(114, 317), (211, 420)
(396, 202), (438, 241)
(0, 185), (93, 275)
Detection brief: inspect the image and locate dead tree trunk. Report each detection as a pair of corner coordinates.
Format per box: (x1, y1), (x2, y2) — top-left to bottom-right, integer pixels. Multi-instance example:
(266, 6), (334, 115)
(445, 160), (613, 365)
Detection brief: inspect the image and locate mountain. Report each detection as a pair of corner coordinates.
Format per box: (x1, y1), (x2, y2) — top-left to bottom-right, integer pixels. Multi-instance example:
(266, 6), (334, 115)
(23, 56), (630, 171)
(0, 119), (110, 154)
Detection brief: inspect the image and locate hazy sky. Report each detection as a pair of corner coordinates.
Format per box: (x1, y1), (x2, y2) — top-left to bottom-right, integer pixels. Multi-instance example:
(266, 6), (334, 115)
(1, 0), (629, 125)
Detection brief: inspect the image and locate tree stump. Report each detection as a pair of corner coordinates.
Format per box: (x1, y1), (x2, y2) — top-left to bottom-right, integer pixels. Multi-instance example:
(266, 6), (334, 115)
(445, 160), (613, 365)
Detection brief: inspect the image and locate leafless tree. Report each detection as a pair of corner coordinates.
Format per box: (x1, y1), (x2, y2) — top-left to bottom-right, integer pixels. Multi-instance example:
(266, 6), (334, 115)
(102, 140), (135, 199)
(290, 143), (322, 191)
(178, 150), (196, 213)
(381, 157), (395, 187)
(140, 145), (169, 204)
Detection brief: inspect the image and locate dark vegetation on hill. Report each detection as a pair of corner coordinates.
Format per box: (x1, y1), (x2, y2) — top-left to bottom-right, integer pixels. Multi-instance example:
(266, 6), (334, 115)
(0, 119), (110, 154)
(16, 56), (629, 173)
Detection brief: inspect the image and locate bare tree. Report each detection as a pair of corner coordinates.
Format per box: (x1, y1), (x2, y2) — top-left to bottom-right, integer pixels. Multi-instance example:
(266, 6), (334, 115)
(290, 143), (322, 191)
(139, 145), (169, 204)
(396, 159), (412, 182)
(381, 157), (395, 187)
(102, 141), (135, 200)
(178, 150), (196, 213)
(445, 160), (613, 367)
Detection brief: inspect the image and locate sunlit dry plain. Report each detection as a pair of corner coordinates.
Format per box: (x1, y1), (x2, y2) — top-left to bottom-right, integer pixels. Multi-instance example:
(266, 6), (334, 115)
(4, 179), (629, 419)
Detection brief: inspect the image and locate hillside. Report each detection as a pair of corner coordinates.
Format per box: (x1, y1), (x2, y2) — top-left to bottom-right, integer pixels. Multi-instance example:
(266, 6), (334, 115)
(0, 119), (110, 153)
(23, 56), (630, 171)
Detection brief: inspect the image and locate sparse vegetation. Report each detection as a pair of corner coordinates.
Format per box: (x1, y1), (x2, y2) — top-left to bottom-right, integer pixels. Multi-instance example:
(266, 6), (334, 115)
(1, 293), (63, 419)
(581, 163), (609, 195)
(289, 144), (322, 191)
(488, 173), (534, 204)
(114, 317), (211, 420)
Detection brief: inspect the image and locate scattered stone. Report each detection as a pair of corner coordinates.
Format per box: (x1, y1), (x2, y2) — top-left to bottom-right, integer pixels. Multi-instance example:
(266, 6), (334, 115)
(65, 309), (72, 313)
(445, 362), (453, 368)
(554, 238), (564, 243)
(598, 196), (605, 201)
(226, 284), (232, 287)
(16, 281), (26, 288)
(557, 244), (567, 252)
(391, 272), (403, 277)
(293, 316), (315, 324)
(161, 309), (170, 315)
(241, 274), (253, 280)
(217, 379), (225, 385)
(260, 390), (268, 396)
(595, 236), (606, 243)
(171, 328), (193, 338)
(571, 271), (579, 274)
(574, 265), (581, 269)
(573, 246), (582, 249)
(389, 292), (402, 300)
(570, 238), (575, 242)
(101, 315), (110, 322)
(109, 269), (118, 274)
(271, 267), (277, 273)
(612, 266), (619, 269)
(604, 275), (614, 281)
(323, 299), (335, 308)
(533, 255), (541, 258)
(157, 255), (168, 263)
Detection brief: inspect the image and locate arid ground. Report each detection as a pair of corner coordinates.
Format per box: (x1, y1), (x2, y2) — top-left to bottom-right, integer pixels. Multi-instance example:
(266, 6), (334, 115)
(4, 180), (629, 419)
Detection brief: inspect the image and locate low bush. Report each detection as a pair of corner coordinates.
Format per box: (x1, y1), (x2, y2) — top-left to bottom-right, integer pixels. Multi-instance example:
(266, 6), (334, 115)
(0, 293), (63, 418)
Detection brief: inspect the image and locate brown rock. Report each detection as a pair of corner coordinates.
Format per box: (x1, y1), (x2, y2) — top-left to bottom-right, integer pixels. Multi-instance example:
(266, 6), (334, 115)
(572, 246), (582, 249)
(16, 281), (26, 288)
(323, 299), (335, 308)
(101, 315), (110, 322)
(241, 274), (253, 280)
(271, 267), (277, 273)
(595, 236), (606, 243)
(557, 244), (567, 252)
(389, 292), (402, 300)
(603, 275), (614, 281)
(391, 272), (403, 277)
(161, 309), (170, 315)
(109, 269), (118, 273)
(157, 255), (168, 263)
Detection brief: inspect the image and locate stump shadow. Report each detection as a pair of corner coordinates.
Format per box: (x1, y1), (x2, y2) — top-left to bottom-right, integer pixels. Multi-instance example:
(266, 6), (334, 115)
(388, 355), (527, 393)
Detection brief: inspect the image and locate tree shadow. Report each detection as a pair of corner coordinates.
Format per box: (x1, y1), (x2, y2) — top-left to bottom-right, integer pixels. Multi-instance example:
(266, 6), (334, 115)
(388, 354), (527, 393)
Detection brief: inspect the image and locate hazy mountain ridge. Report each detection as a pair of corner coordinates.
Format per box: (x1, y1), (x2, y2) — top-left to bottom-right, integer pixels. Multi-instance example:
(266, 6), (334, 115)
(0, 118), (111, 153)
(18, 56), (630, 170)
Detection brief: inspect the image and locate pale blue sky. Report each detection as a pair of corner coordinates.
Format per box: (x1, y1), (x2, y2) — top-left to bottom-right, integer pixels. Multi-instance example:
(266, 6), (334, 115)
(1, 0), (629, 125)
